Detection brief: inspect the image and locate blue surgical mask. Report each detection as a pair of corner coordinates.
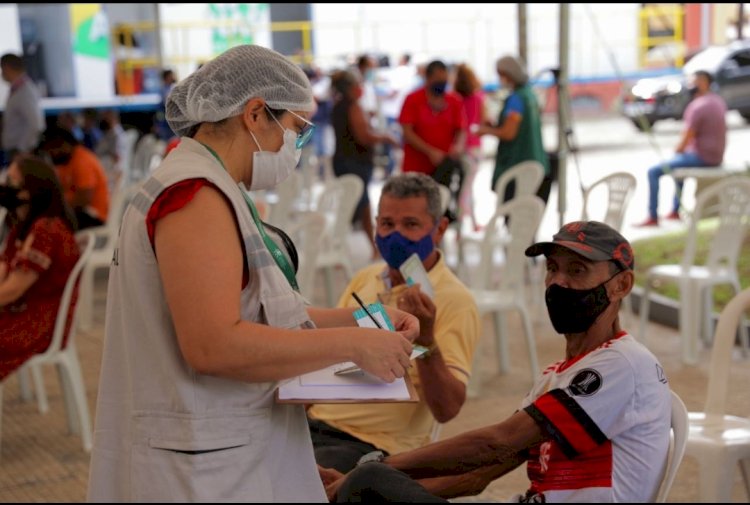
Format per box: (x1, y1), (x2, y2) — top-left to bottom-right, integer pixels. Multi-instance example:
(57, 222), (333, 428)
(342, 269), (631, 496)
(375, 230), (434, 270)
(430, 81), (448, 95)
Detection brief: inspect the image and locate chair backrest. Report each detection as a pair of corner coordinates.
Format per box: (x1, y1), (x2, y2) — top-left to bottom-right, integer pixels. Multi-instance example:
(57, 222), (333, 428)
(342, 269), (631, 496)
(438, 184), (451, 215)
(473, 195), (545, 291)
(119, 128), (140, 184)
(131, 133), (159, 183)
(101, 183), (142, 247)
(703, 286), (750, 417)
(653, 390), (689, 502)
(493, 160), (544, 203)
(681, 175), (750, 272)
(267, 170), (301, 230)
(285, 210), (328, 301)
(316, 174), (364, 249)
(581, 171), (637, 231)
(33, 230), (96, 360)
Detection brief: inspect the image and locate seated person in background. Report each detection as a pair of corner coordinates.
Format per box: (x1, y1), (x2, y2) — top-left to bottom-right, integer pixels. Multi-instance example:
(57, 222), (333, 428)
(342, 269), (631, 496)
(636, 70), (727, 227)
(308, 172), (481, 473)
(95, 109), (128, 190)
(326, 220), (672, 503)
(81, 108), (104, 151)
(0, 155), (80, 380)
(37, 127), (110, 230)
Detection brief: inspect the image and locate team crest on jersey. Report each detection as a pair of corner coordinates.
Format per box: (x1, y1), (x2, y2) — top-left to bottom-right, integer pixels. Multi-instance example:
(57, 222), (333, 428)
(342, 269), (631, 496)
(568, 368), (602, 396)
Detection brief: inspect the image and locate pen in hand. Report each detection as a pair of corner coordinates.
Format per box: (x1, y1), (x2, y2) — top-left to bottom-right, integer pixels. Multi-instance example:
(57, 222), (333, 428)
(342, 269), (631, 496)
(352, 292), (383, 329)
(334, 293), (383, 377)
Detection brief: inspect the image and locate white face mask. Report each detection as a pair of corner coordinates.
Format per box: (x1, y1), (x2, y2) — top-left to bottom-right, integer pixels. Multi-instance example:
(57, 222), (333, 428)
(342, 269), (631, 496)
(248, 114), (301, 191)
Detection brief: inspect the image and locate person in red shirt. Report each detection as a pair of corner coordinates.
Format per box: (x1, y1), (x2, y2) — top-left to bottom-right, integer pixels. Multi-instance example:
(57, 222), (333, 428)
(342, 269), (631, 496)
(0, 155), (80, 379)
(398, 60), (467, 176)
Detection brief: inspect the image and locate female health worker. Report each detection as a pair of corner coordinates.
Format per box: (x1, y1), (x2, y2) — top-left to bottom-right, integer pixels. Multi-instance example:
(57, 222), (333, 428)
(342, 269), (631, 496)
(87, 45), (418, 502)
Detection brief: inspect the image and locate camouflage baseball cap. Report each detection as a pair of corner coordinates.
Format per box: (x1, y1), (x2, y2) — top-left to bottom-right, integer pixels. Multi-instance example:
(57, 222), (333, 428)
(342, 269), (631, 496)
(525, 220), (635, 271)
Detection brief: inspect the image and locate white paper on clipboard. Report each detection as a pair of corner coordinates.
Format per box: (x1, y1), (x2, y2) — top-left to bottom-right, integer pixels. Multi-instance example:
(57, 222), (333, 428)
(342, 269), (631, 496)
(399, 253), (434, 299)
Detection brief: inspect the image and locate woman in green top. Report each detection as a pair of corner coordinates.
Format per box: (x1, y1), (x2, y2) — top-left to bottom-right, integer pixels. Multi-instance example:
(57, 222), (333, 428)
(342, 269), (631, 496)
(478, 55), (550, 204)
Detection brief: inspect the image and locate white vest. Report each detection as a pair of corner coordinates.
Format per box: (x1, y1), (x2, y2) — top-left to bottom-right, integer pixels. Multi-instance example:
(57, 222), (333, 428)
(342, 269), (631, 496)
(87, 138), (326, 502)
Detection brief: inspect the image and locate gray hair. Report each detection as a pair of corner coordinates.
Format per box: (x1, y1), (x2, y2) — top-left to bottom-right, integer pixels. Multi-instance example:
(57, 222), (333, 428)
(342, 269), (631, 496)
(380, 173), (443, 224)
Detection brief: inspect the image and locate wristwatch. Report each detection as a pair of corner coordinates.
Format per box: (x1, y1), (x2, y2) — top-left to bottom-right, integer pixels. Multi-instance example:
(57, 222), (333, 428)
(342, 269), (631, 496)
(356, 450), (386, 466)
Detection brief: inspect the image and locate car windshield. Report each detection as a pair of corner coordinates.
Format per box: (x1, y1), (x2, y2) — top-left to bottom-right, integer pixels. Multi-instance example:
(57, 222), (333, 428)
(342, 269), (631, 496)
(683, 46), (731, 75)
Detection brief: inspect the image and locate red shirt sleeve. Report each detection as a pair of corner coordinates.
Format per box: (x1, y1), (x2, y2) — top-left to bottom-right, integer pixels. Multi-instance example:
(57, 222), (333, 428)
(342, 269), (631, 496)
(11, 218), (58, 274)
(145, 178), (213, 246)
(146, 178), (249, 288)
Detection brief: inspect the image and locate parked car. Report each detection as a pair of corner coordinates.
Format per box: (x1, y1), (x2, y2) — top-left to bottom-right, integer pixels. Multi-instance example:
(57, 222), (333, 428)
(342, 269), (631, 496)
(621, 40), (750, 131)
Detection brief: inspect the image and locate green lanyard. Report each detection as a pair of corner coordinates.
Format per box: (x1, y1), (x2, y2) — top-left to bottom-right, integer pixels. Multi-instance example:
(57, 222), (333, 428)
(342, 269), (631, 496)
(201, 143), (300, 292)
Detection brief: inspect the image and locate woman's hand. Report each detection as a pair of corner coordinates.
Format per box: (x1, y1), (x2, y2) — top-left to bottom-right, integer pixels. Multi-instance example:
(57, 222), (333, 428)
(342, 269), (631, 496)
(352, 328), (414, 383)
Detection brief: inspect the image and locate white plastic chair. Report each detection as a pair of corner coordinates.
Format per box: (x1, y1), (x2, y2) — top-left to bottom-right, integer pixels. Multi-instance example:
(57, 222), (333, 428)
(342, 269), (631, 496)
(466, 195), (545, 398)
(266, 170), (302, 231)
(581, 172), (637, 325)
(458, 160), (544, 280)
(684, 286), (750, 502)
(78, 183), (141, 330)
(130, 133), (160, 183)
(493, 160), (545, 204)
(118, 128), (140, 186)
(314, 174), (364, 307)
(1, 230), (96, 455)
(652, 390), (689, 502)
(285, 210), (328, 303)
(581, 171), (637, 232)
(638, 176), (750, 364)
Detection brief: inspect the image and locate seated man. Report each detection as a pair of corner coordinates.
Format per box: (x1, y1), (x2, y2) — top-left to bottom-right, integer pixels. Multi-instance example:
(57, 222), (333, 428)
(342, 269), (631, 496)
(326, 220), (672, 503)
(308, 172), (480, 473)
(637, 70), (727, 226)
(38, 126), (110, 230)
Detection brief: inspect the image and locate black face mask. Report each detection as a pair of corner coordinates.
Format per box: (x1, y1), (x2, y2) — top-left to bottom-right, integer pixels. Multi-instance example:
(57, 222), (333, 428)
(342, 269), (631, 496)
(0, 184), (24, 210)
(545, 274), (618, 334)
(430, 81), (447, 95)
(50, 153), (73, 166)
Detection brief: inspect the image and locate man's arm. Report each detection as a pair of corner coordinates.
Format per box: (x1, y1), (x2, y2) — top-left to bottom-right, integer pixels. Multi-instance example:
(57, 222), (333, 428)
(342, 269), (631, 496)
(402, 124), (445, 167)
(675, 126), (696, 154)
(71, 187), (95, 209)
(416, 457), (526, 499)
(385, 409), (543, 480)
(477, 111), (521, 141)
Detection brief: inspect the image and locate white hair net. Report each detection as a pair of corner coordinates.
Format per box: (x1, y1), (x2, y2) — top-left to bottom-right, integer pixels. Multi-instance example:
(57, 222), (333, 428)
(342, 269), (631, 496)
(166, 44), (315, 137)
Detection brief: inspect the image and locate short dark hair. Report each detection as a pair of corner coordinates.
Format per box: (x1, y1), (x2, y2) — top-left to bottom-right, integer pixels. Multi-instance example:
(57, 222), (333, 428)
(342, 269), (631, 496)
(425, 60), (447, 78)
(0, 53), (24, 72)
(380, 173), (443, 224)
(694, 70), (713, 85)
(40, 126), (79, 147)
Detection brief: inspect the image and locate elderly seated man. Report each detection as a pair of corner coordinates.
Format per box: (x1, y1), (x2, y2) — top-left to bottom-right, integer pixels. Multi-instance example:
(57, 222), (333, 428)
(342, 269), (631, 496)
(324, 220), (672, 503)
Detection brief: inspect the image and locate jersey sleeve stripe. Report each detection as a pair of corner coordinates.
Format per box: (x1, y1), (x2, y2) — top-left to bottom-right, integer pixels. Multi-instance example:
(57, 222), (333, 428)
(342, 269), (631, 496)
(528, 389), (608, 457)
(548, 389), (608, 445)
(524, 403), (579, 459)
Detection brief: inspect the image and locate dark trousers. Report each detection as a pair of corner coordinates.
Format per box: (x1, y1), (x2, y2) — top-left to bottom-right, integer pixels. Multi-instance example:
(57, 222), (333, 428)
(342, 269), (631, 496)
(75, 209), (104, 230)
(335, 462), (448, 503)
(307, 418), (387, 473)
